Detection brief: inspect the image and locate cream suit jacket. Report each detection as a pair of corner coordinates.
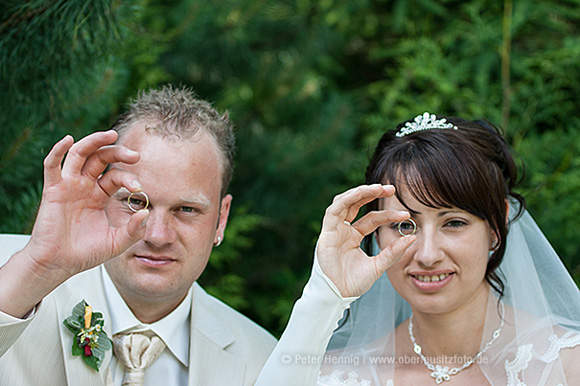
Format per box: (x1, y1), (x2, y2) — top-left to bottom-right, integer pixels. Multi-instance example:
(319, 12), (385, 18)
(0, 234), (276, 386)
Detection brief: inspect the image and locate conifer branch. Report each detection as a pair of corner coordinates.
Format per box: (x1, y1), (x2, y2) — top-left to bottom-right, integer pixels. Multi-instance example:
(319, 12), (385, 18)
(0, 5), (48, 33)
(501, 0), (513, 129)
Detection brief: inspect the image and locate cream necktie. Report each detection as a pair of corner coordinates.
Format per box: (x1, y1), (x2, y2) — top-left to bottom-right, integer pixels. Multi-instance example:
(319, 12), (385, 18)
(112, 331), (166, 386)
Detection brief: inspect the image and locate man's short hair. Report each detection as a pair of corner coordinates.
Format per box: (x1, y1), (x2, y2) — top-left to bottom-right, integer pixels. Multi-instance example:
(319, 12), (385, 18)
(111, 84), (235, 197)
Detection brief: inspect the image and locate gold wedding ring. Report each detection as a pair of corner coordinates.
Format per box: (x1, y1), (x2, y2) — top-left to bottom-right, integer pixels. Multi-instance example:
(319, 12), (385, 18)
(127, 191), (149, 213)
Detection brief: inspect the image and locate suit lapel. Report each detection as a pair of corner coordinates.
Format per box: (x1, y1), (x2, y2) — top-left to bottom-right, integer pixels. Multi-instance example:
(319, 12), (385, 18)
(53, 270), (248, 385)
(187, 284), (246, 386)
(56, 266), (113, 386)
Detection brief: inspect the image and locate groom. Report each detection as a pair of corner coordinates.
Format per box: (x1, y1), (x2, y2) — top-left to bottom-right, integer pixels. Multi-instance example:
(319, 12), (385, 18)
(0, 85), (276, 385)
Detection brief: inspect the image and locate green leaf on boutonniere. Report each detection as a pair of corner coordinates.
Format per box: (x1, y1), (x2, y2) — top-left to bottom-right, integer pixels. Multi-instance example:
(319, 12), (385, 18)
(83, 350), (101, 371)
(63, 300), (112, 372)
(71, 338), (83, 356)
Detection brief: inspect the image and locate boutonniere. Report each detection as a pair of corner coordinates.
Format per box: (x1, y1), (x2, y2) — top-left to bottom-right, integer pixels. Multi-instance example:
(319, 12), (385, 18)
(63, 300), (112, 371)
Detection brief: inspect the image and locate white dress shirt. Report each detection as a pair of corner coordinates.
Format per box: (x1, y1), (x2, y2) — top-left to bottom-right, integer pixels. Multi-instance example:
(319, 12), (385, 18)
(102, 266), (192, 386)
(0, 307), (37, 324)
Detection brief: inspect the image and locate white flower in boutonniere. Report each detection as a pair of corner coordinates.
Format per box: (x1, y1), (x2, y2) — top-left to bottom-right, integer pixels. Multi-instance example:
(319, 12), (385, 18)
(63, 300), (112, 372)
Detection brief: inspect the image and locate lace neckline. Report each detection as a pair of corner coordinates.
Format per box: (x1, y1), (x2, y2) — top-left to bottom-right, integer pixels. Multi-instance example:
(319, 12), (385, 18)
(317, 331), (580, 386)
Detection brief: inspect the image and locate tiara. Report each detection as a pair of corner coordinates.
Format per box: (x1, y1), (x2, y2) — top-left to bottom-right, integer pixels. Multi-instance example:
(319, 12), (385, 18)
(395, 112), (458, 137)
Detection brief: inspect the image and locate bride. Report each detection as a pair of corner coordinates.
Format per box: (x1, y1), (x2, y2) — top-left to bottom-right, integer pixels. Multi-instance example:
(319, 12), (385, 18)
(255, 113), (580, 385)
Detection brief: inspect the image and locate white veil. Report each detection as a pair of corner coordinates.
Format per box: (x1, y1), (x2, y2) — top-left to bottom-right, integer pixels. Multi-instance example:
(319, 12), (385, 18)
(321, 204), (580, 385)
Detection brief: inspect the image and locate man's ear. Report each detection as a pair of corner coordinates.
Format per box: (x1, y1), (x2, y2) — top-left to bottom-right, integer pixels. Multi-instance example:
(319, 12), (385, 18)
(214, 194), (232, 245)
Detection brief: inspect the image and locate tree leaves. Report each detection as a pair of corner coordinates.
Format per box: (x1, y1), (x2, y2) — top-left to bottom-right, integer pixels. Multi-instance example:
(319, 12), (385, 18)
(2, 0), (580, 336)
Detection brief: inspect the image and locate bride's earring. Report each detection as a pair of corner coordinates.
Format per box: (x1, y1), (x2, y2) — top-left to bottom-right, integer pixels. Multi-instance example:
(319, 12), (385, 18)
(490, 238), (500, 252)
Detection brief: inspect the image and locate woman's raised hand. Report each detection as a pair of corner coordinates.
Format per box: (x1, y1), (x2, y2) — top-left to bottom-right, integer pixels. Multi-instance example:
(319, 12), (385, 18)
(316, 184), (416, 298)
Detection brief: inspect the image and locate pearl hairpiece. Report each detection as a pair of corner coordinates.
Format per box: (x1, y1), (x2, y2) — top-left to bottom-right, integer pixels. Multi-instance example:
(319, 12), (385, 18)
(395, 112), (458, 137)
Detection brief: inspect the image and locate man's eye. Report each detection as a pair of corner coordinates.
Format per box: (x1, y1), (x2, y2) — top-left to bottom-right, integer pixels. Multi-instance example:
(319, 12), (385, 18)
(181, 207), (195, 213)
(129, 198), (145, 206)
(126, 192), (149, 212)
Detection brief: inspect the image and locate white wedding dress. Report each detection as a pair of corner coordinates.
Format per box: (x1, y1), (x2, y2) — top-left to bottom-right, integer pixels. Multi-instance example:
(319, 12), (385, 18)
(317, 326), (580, 386)
(256, 257), (580, 386)
(255, 211), (580, 386)
(318, 371), (391, 386)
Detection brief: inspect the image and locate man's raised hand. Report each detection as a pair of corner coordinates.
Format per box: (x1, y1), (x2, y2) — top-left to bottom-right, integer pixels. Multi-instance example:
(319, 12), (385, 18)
(0, 131), (148, 318)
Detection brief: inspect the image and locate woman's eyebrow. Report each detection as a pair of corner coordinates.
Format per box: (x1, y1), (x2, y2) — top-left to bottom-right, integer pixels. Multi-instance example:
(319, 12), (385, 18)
(437, 210), (464, 217)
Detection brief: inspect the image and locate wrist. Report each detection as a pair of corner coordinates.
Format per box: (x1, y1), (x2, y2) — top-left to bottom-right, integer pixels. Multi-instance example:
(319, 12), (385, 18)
(0, 248), (68, 318)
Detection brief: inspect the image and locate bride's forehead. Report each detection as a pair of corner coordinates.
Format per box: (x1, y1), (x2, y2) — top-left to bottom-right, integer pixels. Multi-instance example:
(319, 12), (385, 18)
(379, 188), (459, 212)
(384, 169), (466, 209)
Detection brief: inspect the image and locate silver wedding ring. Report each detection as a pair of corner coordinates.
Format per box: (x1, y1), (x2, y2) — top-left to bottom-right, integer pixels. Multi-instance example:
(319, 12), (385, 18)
(398, 218), (417, 237)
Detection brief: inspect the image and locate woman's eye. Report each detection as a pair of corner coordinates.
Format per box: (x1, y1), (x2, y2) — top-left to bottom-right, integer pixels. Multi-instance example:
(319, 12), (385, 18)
(397, 219), (417, 236)
(446, 220), (466, 228)
(389, 221), (414, 231)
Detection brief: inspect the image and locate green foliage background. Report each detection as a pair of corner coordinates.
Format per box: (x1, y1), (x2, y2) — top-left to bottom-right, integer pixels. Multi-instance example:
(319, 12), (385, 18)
(2, 0), (579, 336)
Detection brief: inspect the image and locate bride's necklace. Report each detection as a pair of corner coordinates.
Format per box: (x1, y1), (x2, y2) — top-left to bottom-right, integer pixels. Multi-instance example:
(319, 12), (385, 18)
(408, 302), (504, 384)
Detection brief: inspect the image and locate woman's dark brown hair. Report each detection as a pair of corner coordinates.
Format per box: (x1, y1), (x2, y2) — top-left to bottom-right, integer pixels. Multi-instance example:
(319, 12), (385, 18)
(363, 116), (525, 298)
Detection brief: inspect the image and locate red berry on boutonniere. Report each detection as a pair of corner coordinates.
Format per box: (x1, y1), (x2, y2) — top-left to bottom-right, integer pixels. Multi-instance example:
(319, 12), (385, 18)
(84, 338), (93, 356)
(63, 300), (111, 372)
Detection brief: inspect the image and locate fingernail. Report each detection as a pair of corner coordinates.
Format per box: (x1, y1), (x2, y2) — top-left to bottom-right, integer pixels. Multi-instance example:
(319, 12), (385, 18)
(126, 148), (138, 156)
(140, 212), (149, 227)
(131, 180), (142, 191)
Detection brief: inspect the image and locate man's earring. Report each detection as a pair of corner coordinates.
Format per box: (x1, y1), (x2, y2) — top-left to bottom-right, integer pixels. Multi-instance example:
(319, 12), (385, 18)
(214, 236), (223, 247)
